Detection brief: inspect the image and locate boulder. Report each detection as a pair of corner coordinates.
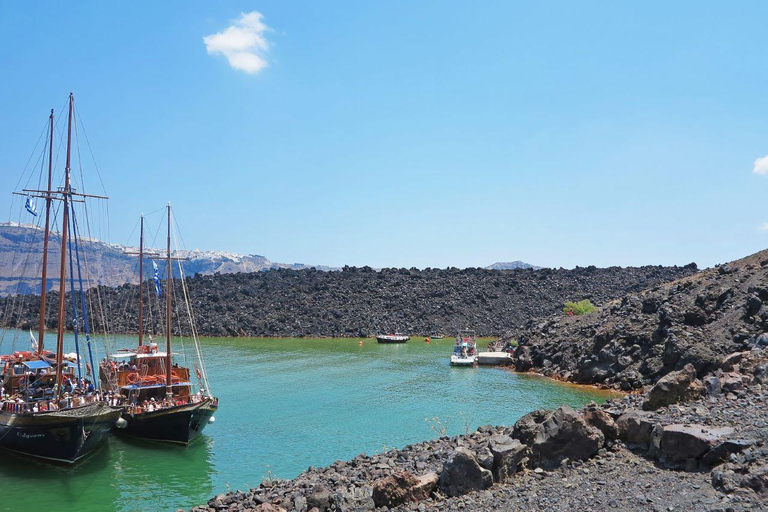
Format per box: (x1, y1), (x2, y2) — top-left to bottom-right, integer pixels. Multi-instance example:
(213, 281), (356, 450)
(616, 410), (656, 445)
(306, 485), (331, 511)
(512, 409), (550, 446)
(642, 364), (699, 410)
(475, 445), (494, 471)
(712, 462), (768, 498)
(513, 406), (604, 469)
(701, 439), (757, 468)
(660, 424), (735, 465)
(438, 447), (493, 497)
(488, 434), (527, 482)
(703, 375), (721, 395)
(582, 404), (619, 440)
(721, 351), (747, 372)
(719, 372), (751, 393)
(254, 505), (287, 512)
(372, 470), (438, 508)
(755, 363), (768, 384)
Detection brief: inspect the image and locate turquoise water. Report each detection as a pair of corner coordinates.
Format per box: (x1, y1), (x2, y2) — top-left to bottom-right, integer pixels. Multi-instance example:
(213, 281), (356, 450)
(0, 333), (617, 512)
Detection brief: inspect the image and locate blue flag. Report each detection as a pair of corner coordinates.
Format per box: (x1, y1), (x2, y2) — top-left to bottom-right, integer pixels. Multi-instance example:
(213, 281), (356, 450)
(152, 260), (162, 298)
(25, 196), (38, 217)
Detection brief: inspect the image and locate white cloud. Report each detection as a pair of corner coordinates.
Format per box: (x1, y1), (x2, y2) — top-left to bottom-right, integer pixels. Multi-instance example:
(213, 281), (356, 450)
(203, 11), (270, 74)
(753, 155), (768, 175)
(760, 223), (768, 232)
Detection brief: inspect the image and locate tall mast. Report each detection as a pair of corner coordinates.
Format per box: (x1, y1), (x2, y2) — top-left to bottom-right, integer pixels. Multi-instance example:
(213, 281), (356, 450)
(55, 93), (74, 396)
(165, 202), (173, 397)
(37, 109), (54, 354)
(138, 215), (144, 346)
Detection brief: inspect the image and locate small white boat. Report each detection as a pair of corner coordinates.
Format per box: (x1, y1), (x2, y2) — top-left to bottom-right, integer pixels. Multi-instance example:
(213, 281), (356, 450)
(376, 333), (410, 343)
(450, 329), (478, 366)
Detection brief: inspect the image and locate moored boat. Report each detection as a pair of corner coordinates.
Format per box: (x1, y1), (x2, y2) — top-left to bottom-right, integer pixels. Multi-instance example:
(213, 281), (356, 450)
(450, 329), (478, 366)
(376, 333), (410, 343)
(99, 205), (218, 444)
(0, 94), (122, 463)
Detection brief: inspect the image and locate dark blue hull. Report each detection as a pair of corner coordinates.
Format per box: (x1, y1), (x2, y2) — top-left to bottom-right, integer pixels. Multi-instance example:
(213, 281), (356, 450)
(118, 398), (217, 445)
(0, 402), (121, 464)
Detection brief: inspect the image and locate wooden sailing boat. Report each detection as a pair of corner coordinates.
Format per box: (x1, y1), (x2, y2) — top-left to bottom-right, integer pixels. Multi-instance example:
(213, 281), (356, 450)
(99, 204), (218, 444)
(0, 94), (122, 463)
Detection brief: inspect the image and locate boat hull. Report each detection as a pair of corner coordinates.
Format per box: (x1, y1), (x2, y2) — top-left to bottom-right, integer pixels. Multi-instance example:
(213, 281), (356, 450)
(376, 336), (410, 343)
(450, 355), (477, 366)
(118, 399), (217, 445)
(0, 402), (121, 464)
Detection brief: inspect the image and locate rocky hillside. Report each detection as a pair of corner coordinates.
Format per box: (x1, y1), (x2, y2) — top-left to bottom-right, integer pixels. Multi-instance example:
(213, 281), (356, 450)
(511, 249), (768, 390)
(0, 263), (696, 337)
(0, 223), (332, 296)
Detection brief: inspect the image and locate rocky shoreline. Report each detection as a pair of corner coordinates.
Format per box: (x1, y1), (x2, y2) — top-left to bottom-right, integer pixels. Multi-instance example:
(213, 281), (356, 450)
(181, 251), (768, 512)
(187, 346), (767, 512)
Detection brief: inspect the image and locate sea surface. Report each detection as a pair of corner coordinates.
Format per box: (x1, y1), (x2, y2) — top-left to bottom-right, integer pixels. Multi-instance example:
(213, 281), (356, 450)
(0, 332), (619, 512)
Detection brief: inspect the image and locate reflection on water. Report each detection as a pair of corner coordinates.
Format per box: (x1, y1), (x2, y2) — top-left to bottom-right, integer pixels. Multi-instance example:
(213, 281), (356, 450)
(0, 332), (616, 512)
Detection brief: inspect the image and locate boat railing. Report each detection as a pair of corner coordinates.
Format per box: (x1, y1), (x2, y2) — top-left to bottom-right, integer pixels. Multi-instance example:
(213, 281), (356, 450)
(1, 392), (115, 414)
(124, 391), (209, 415)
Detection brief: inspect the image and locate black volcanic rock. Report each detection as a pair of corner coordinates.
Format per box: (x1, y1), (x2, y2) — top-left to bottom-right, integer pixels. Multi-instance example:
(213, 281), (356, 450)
(510, 249), (768, 390)
(0, 262), (697, 338)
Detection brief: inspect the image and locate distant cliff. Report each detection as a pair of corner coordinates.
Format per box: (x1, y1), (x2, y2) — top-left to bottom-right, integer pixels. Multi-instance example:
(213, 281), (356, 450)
(0, 223), (332, 296)
(486, 261), (542, 270)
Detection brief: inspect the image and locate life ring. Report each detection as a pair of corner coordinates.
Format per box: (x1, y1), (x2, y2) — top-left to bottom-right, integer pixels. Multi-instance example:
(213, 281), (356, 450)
(127, 372), (139, 383)
(171, 370), (179, 379)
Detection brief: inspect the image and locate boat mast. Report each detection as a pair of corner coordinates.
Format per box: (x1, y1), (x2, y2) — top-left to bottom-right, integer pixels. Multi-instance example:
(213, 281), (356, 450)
(165, 202), (173, 398)
(138, 214), (144, 347)
(55, 93), (74, 396)
(37, 109), (54, 354)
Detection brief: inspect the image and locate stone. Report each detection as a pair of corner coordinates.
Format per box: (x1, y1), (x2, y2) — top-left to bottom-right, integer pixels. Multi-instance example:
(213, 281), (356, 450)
(253, 505), (287, 512)
(488, 435), (527, 482)
(648, 424), (664, 458)
(701, 439), (757, 468)
(703, 375), (721, 395)
(719, 372), (749, 393)
(513, 406), (604, 469)
(755, 363), (768, 384)
(512, 409), (550, 446)
(642, 364), (698, 410)
(616, 411), (656, 445)
(438, 447), (493, 497)
(582, 404), (619, 440)
(721, 351), (747, 372)
(306, 485), (331, 511)
(659, 424), (735, 465)
(372, 470), (438, 508)
(475, 445), (494, 471)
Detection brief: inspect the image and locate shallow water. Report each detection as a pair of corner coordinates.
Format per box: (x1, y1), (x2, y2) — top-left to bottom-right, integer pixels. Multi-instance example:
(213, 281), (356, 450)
(0, 332), (618, 512)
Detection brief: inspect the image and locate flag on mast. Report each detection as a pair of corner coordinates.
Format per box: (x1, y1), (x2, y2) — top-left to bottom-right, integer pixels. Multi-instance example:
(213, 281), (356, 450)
(25, 196), (38, 216)
(152, 260), (162, 298)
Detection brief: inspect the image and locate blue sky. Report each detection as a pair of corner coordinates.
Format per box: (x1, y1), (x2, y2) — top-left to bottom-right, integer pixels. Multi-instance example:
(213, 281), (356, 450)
(1, 1), (767, 269)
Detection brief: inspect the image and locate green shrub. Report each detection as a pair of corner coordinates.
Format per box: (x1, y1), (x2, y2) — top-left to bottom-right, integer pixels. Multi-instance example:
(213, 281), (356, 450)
(563, 299), (596, 316)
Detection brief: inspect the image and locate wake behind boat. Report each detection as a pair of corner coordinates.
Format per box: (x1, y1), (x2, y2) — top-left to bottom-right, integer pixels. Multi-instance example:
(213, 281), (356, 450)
(0, 94), (121, 463)
(376, 333), (410, 343)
